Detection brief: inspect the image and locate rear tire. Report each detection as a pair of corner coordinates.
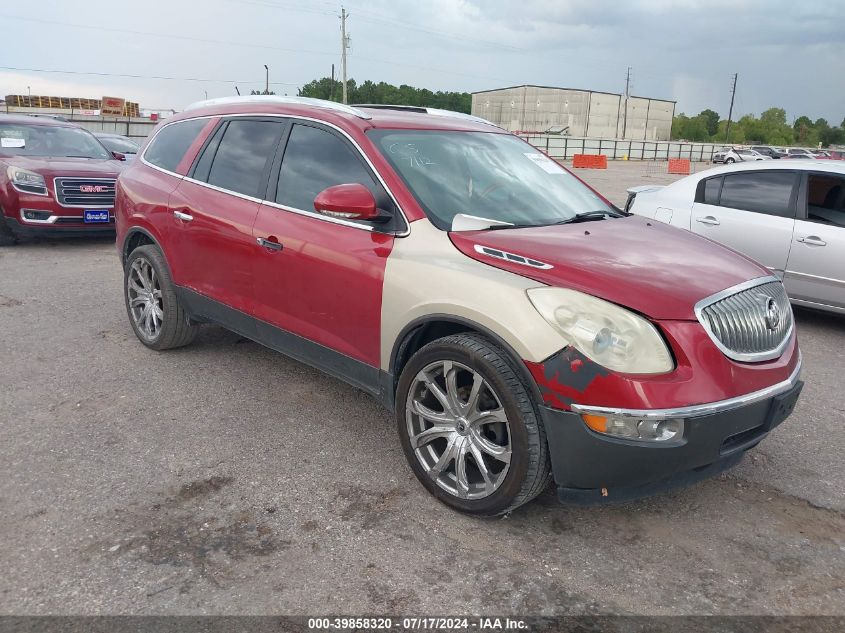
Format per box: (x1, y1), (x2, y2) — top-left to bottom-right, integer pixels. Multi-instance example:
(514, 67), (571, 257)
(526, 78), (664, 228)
(0, 215), (17, 246)
(396, 332), (552, 516)
(124, 245), (197, 350)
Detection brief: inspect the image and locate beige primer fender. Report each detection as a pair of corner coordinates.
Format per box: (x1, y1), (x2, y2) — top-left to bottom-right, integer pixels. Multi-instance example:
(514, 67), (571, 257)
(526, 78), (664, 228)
(380, 218), (567, 370)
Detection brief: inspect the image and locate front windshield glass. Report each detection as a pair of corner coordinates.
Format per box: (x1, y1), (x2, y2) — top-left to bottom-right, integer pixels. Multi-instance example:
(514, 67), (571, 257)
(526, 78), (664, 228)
(97, 135), (139, 154)
(368, 130), (613, 229)
(0, 123), (111, 159)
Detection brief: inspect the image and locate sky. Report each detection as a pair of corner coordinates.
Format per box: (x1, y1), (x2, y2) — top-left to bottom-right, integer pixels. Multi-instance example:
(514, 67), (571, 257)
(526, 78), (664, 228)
(1, 0), (843, 123)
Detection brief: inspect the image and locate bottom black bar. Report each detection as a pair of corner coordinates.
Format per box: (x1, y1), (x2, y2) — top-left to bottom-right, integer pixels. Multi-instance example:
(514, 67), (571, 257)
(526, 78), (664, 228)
(0, 616), (842, 633)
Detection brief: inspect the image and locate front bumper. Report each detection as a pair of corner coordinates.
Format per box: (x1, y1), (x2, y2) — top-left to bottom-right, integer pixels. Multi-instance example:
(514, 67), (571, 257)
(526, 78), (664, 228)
(541, 362), (803, 505)
(4, 217), (115, 238)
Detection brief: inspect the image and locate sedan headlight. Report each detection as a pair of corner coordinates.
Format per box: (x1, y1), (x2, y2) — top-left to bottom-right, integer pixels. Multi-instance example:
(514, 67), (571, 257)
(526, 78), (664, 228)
(527, 287), (674, 374)
(7, 166), (48, 195)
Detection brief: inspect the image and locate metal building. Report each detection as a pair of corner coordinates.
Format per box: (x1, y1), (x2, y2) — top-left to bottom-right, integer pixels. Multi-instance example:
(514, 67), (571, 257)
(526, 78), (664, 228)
(471, 85), (675, 140)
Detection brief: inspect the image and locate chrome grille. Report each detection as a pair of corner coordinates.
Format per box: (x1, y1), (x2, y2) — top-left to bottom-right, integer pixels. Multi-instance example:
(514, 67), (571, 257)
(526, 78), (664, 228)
(695, 278), (793, 362)
(54, 178), (116, 207)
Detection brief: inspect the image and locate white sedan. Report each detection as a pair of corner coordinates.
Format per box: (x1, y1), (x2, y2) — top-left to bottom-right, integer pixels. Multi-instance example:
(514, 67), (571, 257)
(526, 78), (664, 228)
(626, 161), (845, 315)
(712, 147), (773, 164)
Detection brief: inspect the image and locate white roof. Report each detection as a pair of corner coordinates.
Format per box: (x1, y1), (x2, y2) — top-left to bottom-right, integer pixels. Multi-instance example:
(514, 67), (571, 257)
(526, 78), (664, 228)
(182, 95), (373, 119)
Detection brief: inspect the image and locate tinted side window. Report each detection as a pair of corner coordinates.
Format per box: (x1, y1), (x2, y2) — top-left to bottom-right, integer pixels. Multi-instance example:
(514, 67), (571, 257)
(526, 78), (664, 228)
(702, 177), (722, 205)
(806, 174), (845, 227)
(720, 172), (796, 217)
(276, 124), (378, 212)
(203, 120), (282, 197)
(144, 119), (207, 172)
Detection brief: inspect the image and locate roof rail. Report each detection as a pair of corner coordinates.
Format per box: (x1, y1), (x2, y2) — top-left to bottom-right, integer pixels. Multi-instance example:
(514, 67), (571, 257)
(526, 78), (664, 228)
(183, 95), (372, 120)
(354, 104), (501, 129)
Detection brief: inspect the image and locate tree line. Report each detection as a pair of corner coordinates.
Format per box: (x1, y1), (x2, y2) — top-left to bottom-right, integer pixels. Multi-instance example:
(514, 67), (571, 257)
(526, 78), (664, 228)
(672, 108), (845, 147)
(298, 77), (472, 114)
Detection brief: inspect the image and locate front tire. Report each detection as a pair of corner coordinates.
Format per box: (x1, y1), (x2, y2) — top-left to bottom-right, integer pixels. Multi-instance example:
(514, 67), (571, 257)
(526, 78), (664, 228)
(725, 157), (735, 164)
(124, 245), (197, 350)
(396, 333), (551, 516)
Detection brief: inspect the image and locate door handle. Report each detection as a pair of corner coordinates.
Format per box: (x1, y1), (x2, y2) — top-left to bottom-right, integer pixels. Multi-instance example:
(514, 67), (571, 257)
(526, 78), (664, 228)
(695, 216), (720, 226)
(798, 236), (826, 246)
(173, 210), (193, 222)
(256, 236), (283, 251)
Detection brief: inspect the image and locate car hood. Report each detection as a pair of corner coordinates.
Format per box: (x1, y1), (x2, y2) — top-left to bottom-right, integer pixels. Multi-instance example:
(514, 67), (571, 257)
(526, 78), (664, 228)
(448, 215), (770, 321)
(0, 155), (123, 178)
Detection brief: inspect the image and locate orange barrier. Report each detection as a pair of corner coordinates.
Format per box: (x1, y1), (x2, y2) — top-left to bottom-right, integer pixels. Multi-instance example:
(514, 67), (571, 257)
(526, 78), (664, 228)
(572, 154), (608, 169)
(668, 158), (691, 175)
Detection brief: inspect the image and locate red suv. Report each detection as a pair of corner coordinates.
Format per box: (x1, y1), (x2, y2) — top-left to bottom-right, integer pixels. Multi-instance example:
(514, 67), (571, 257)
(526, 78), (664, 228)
(116, 97), (802, 515)
(0, 114), (126, 244)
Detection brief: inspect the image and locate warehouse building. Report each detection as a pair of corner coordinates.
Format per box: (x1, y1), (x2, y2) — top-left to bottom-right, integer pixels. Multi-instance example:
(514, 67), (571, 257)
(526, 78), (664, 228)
(471, 85), (675, 140)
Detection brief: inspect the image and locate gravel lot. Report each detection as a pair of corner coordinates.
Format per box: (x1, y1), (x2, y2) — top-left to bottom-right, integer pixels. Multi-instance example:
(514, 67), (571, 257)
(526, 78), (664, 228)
(1, 161), (843, 616)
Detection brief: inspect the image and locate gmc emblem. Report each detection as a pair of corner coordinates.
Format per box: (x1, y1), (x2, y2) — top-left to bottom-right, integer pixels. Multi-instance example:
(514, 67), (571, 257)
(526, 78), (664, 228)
(79, 185), (107, 193)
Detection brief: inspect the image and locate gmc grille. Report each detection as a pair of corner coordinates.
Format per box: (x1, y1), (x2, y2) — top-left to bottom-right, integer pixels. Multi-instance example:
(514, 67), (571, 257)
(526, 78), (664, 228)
(54, 178), (116, 207)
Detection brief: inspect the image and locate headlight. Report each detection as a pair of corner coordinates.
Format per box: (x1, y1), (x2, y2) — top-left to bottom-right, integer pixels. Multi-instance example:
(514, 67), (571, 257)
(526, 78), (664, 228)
(7, 166), (47, 195)
(527, 287), (674, 374)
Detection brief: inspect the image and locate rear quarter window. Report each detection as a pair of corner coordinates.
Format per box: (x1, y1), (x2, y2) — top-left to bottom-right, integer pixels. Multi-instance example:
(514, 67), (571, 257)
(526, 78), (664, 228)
(143, 118), (207, 173)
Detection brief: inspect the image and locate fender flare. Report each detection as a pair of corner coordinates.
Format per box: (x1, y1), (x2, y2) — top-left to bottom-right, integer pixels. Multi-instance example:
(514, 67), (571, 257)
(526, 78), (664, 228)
(388, 313), (545, 406)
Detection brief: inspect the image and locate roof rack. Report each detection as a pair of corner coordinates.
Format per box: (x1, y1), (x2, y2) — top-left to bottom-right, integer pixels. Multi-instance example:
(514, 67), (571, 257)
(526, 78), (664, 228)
(354, 104), (501, 128)
(183, 95), (372, 120)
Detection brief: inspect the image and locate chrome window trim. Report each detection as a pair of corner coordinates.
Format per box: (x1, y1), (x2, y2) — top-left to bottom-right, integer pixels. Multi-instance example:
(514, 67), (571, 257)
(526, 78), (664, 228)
(52, 176), (117, 209)
(694, 275), (794, 362)
(571, 354), (801, 420)
(139, 112), (411, 237)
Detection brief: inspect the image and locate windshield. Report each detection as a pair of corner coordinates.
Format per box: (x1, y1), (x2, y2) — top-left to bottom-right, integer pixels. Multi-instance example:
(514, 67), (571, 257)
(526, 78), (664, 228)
(368, 130), (613, 229)
(97, 135), (139, 154)
(0, 123), (111, 159)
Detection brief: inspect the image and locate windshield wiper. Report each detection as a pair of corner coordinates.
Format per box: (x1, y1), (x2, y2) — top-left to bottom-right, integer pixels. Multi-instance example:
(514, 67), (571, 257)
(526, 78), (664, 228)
(481, 210), (624, 231)
(553, 210), (621, 225)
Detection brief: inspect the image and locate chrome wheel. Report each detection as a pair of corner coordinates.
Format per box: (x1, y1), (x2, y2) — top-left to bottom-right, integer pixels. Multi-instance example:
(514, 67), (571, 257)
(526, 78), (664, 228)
(127, 257), (164, 341)
(406, 360), (512, 500)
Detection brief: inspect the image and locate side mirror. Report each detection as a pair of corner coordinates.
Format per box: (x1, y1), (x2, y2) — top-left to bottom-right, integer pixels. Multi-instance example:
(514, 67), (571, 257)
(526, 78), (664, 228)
(112, 151), (126, 161)
(313, 183), (379, 221)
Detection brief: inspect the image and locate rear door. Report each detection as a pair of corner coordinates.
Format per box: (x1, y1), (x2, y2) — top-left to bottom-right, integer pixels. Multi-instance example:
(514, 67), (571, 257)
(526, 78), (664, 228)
(690, 170), (799, 276)
(167, 117), (286, 316)
(784, 171), (845, 310)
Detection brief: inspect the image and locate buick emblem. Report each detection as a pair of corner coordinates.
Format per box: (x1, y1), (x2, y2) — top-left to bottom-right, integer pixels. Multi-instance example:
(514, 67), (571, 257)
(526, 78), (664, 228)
(764, 297), (780, 330)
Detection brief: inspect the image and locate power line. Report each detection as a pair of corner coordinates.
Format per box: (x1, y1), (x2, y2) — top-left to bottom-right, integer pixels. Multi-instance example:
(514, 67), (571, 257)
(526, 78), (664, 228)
(0, 65), (298, 86)
(0, 14), (338, 59)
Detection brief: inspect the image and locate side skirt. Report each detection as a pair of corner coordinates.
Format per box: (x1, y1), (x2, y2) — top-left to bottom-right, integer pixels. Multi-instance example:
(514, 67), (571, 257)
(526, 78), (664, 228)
(176, 287), (393, 408)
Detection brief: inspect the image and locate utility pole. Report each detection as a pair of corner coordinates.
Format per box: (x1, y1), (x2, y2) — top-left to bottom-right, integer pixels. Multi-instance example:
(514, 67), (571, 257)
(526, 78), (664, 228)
(621, 66), (631, 138)
(331, 63), (335, 102)
(264, 64), (269, 95)
(340, 7), (350, 104)
(725, 73), (738, 143)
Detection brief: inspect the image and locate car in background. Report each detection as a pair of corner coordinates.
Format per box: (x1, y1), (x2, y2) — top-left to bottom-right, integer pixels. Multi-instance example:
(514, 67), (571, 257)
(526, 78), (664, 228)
(786, 148), (817, 159)
(751, 145), (787, 159)
(95, 133), (140, 160)
(712, 147), (772, 164)
(627, 161), (845, 315)
(0, 114), (125, 245)
(115, 96), (801, 514)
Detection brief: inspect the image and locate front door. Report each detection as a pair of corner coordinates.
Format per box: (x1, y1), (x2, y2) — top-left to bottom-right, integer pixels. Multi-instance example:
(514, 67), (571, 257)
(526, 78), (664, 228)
(784, 172), (845, 310)
(250, 121), (403, 380)
(168, 117), (286, 315)
(690, 170), (798, 277)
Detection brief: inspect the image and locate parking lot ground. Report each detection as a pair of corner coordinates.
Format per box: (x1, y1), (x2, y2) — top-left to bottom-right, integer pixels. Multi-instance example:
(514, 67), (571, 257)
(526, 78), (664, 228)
(1, 162), (844, 616)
